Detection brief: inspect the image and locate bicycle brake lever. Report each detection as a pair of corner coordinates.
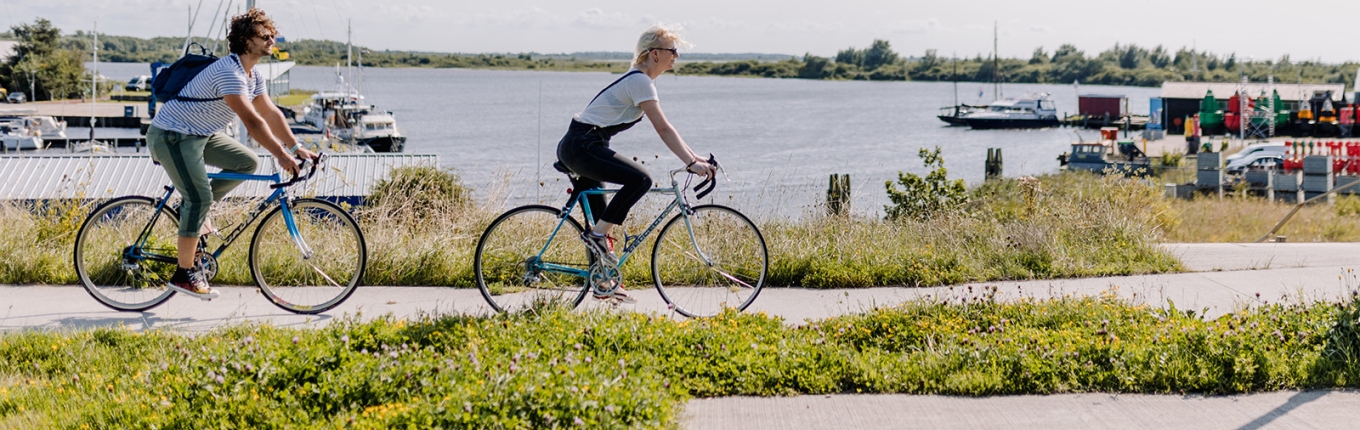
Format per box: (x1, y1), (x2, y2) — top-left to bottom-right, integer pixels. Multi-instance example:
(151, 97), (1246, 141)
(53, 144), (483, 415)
(709, 153), (730, 182)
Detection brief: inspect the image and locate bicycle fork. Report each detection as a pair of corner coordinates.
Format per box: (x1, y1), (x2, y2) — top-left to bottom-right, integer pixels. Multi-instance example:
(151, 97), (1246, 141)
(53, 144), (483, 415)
(278, 198), (314, 259)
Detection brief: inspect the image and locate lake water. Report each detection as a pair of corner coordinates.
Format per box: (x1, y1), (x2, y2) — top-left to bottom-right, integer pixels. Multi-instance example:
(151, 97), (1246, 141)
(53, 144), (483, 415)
(92, 62), (1161, 219)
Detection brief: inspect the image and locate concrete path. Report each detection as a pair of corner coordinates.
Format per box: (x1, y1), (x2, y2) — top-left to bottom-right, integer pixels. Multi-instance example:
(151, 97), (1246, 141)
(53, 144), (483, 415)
(684, 391), (1360, 430)
(4, 243), (1359, 331)
(4, 242), (1360, 429)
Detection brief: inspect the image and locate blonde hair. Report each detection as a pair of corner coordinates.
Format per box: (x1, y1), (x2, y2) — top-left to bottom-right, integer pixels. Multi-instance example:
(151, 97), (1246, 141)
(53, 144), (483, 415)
(633, 24), (692, 66)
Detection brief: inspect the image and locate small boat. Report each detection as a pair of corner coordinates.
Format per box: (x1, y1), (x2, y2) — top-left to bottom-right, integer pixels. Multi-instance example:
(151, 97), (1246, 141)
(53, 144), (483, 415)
(937, 104), (984, 126)
(69, 140), (113, 154)
(964, 94), (1060, 129)
(301, 91), (406, 153)
(0, 116), (47, 150)
(1061, 141), (1152, 176)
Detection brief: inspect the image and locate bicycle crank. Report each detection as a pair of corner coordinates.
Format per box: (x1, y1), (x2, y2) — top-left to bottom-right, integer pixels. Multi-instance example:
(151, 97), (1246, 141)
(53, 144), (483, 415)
(196, 252), (219, 281)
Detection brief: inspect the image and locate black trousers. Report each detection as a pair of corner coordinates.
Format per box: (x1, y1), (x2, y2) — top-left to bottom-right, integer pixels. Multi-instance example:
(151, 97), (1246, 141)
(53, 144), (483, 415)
(557, 120), (653, 225)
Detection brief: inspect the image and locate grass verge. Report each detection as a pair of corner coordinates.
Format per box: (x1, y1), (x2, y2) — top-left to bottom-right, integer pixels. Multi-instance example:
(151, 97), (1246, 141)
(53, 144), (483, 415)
(0, 170), (1182, 287)
(3, 293), (1360, 427)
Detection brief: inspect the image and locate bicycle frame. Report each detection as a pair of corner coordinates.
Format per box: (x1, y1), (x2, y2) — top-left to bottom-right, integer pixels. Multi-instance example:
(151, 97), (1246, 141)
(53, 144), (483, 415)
(130, 170), (310, 266)
(533, 168), (715, 279)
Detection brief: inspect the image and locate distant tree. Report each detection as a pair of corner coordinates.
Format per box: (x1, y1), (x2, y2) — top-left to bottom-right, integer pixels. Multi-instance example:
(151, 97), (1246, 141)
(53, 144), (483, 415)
(1029, 47), (1048, 64)
(1224, 53), (1236, 71)
(1116, 44), (1146, 69)
(1172, 47), (1196, 71)
(1148, 45), (1170, 68)
(862, 39), (898, 71)
(1052, 44), (1082, 62)
(915, 49), (941, 73)
(799, 53), (831, 79)
(0, 18), (87, 100)
(835, 47), (862, 66)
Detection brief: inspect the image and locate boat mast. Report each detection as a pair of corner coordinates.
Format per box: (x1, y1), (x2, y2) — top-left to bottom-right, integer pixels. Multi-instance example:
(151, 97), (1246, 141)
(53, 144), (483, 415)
(993, 21), (1000, 100)
(347, 20), (353, 96)
(952, 52), (958, 108)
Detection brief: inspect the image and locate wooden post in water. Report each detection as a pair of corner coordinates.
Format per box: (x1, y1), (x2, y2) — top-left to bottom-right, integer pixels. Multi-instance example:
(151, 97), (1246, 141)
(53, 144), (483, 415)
(827, 174), (851, 216)
(985, 148), (1004, 180)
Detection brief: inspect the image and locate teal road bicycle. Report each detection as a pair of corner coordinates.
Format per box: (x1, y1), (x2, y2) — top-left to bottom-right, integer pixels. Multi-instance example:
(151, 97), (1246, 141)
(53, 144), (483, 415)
(72, 155), (367, 314)
(474, 155), (768, 318)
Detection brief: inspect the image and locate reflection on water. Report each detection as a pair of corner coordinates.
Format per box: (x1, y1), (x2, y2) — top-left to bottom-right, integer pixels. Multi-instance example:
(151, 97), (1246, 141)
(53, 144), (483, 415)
(88, 62), (1161, 219)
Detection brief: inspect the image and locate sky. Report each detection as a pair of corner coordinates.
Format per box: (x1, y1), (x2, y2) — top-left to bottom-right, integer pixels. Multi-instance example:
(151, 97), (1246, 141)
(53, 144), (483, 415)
(5, 0), (1360, 63)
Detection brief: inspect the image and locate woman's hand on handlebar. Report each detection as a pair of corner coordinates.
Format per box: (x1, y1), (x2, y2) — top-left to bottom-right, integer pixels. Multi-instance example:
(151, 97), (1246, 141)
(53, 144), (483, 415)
(687, 159), (717, 177)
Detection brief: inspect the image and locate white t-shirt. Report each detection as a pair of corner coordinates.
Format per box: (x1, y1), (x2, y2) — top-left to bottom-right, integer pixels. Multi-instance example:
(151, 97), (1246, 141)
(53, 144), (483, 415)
(573, 69), (659, 127)
(151, 54), (266, 136)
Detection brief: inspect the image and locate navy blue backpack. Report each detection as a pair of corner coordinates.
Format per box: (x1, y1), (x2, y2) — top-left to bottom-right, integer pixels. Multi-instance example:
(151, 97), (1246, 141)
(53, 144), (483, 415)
(151, 43), (232, 102)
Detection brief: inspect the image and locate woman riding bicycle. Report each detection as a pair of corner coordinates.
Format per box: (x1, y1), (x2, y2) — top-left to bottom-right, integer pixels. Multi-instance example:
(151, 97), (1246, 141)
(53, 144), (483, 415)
(557, 24), (717, 303)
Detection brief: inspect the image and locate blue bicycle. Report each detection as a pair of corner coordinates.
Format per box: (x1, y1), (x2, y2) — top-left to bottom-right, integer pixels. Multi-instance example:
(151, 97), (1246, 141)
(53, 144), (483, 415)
(72, 155), (367, 314)
(474, 156), (768, 318)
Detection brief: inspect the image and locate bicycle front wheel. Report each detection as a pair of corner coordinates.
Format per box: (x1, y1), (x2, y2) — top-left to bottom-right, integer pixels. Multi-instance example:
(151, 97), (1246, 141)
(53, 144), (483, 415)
(652, 204), (768, 318)
(249, 198), (366, 314)
(73, 196), (179, 312)
(475, 205), (591, 313)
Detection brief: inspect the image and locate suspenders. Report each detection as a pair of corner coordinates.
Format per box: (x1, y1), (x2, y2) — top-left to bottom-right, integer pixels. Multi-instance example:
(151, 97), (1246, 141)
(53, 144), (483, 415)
(587, 69), (645, 106)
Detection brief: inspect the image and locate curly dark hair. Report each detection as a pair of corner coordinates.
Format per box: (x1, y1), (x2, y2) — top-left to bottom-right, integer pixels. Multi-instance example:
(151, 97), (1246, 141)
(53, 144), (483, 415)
(227, 8), (277, 55)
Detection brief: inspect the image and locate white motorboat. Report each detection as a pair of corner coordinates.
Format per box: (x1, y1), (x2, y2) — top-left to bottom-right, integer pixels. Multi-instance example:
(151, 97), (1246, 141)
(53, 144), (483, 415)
(301, 91), (406, 153)
(0, 116), (47, 150)
(964, 94), (1060, 129)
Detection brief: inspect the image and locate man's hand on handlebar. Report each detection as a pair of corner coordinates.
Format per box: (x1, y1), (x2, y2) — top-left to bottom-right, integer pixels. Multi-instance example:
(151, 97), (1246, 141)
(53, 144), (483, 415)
(279, 147), (320, 177)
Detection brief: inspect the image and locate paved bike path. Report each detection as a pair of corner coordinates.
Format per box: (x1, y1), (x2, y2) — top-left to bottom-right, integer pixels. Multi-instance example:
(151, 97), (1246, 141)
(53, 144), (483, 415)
(4, 243), (1358, 331)
(3, 243), (1360, 429)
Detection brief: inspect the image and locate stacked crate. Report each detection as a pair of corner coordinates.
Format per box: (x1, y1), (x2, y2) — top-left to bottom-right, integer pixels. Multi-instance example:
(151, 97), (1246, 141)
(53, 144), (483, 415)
(1273, 171), (1300, 203)
(1196, 152), (1223, 198)
(1302, 155), (1333, 204)
(1244, 170), (1273, 200)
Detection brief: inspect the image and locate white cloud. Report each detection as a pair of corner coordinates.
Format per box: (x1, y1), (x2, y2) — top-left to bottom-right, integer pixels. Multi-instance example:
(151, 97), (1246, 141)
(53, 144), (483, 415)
(892, 18), (938, 34)
(763, 21), (844, 34)
(571, 8), (643, 30)
(463, 7), (560, 29)
(692, 17), (745, 30)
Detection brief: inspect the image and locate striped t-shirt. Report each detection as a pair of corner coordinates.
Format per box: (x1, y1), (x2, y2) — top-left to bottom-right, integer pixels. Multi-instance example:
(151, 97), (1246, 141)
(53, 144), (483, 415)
(151, 54), (266, 136)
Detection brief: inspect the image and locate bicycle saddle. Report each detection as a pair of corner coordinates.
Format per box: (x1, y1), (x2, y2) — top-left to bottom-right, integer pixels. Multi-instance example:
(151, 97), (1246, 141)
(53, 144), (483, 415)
(552, 161), (580, 179)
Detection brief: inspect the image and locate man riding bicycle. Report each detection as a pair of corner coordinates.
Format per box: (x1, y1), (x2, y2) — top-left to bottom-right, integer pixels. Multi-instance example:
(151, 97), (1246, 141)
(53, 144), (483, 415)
(556, 24), (717, 303)
(147, 8), (317, 300)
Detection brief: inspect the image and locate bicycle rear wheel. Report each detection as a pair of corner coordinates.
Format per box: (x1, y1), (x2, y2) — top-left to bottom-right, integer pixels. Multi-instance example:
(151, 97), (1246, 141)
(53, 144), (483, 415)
(475, 205), (591, 313)
(651, 204), (768, 318)
(249, 198), (366, 314)
(73, 196), (179, 312)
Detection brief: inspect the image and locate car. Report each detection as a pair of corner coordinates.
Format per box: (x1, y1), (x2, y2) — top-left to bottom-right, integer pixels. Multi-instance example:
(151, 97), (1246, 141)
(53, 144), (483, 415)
(126, 75), (150, 91)
(6, 92), (25, 104)
(1225, 152), (1285, 176)
(1226, 143), (1287, 163)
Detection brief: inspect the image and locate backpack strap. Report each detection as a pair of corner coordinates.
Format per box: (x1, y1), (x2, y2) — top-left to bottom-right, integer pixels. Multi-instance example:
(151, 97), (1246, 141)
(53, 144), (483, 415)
(172, 55), (238, 103)
(587, 69), (645, 106)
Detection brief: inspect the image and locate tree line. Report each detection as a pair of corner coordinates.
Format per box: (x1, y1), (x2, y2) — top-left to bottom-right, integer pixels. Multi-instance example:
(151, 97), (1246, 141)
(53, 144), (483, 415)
(677, 41), (1359, 87)
(5, 16), (1358, 101)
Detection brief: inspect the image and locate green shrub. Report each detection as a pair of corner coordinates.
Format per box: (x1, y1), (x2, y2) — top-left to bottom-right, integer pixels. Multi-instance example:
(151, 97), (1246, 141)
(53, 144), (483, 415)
(367, 165), (471, 218)
(884, 147), (969, 221)
(5, 295), (1360, 427)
